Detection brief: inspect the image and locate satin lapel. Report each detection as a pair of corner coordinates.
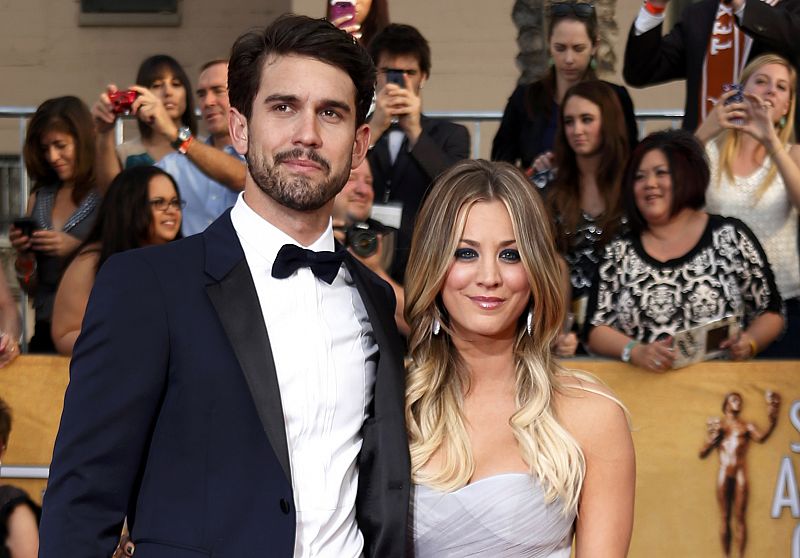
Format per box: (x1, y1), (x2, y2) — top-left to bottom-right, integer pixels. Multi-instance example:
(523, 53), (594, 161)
(344, 255), (404, 420)
(203, 214), (292, 484)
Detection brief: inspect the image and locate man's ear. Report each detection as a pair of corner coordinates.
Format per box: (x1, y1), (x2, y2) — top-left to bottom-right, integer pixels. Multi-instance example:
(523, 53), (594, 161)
(351, 124), (370, 169)
(229, 108), (248, 156)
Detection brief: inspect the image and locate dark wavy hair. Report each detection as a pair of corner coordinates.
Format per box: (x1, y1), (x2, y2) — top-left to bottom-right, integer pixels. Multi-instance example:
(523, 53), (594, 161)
(135, 54), (198, 139)
(368, 23), (431, 76)
(623, 129), (709, 234)
(23, 96), (96, 205)
(548, 80), (628, 249)
(80, 166), (183, 273)
(358, 0), (390, 47)
(228, 14), (376, 127)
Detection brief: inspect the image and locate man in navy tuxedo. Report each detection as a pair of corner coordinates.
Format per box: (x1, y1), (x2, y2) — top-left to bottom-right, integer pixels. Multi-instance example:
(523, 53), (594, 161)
(38, 15), (410, 557)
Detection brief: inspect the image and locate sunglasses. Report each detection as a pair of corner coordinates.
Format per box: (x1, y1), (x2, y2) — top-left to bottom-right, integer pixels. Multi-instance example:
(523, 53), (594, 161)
(550, 1), (595, 18)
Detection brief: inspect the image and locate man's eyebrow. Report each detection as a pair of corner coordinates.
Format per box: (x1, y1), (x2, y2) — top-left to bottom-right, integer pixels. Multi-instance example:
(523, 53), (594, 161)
(321, 99), (352, 114)
(263, 94), (300, 105)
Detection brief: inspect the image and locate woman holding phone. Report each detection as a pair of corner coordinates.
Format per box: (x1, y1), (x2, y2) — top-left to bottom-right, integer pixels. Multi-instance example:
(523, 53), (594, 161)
(326, 0), (389, 45)
(9, 96), (99, 353)
(695, 54), (800, 358)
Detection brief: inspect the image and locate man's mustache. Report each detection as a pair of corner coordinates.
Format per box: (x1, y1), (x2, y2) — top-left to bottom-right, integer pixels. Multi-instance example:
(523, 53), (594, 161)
(274, 148), (331, 173)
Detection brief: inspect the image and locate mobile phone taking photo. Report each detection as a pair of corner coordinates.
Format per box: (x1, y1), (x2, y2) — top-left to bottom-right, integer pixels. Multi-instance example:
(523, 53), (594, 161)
(386, 69), (405, 88)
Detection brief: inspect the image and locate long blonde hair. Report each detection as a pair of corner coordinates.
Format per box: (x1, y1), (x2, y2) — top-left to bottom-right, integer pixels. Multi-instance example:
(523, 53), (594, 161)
(404, 159), (586, 514)
(716, 53), (797, 202)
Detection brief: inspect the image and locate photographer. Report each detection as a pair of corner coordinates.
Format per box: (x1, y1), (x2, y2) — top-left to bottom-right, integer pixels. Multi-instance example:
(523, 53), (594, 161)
(334, 160), (409, 335)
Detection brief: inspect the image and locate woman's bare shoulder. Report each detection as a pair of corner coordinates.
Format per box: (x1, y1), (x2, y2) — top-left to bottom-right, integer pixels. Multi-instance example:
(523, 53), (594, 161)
(553, 370), (631, 452)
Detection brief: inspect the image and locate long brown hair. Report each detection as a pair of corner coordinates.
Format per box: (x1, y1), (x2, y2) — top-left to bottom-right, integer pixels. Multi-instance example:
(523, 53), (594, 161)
(548, 80), (628, 248)
(23, 96), (96, 205)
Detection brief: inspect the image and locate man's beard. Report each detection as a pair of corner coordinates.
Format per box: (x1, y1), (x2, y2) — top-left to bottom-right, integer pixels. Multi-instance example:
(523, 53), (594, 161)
(247, 146), (351, 212)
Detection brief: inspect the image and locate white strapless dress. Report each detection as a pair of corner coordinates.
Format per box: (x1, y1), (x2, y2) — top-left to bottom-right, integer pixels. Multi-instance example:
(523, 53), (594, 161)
(411, 473), (575, 557)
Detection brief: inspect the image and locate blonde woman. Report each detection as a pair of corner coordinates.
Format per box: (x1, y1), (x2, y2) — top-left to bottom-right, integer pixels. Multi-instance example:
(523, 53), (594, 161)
(404, 160), (634, 556)
(696, 53), (800, 358)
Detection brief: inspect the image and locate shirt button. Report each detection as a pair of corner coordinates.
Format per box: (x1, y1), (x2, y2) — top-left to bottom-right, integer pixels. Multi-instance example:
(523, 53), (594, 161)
(279, 498), (291, 514)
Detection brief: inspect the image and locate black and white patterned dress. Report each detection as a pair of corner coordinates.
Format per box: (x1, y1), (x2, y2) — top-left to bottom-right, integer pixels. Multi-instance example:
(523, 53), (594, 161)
(584, 214), (782, 343)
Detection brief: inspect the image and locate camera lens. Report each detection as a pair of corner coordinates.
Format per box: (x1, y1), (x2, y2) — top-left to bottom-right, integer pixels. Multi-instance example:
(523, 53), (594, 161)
(348, 229), (378, 258)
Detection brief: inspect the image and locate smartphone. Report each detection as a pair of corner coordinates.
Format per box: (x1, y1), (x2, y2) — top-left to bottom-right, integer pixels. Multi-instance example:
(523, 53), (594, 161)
(13, 217), (37, 237)
(722, 83), (745, 125)
(329, 1), (356, 27)
(722, 83), (744, 105)
(386, 69), (405, 88)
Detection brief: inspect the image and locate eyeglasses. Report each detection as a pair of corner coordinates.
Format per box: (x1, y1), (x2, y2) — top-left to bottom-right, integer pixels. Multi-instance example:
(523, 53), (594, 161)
(149, 198), (186, 211)
(550, 1), (595, 18)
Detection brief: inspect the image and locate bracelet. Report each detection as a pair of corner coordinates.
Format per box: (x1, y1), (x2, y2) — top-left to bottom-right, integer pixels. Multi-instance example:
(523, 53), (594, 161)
(178, 135), (194, 155)
(621, 339), (639, 363)
(644, 1), (666, 15)
(15, 259), (36, 287)
(748, 338), (758, 357)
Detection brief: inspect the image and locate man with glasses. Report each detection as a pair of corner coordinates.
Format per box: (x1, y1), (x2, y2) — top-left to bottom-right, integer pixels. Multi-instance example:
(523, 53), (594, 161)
(156, 59), (246, 235)
(366, 24), (470, 283)
(623, 0), (800, 132)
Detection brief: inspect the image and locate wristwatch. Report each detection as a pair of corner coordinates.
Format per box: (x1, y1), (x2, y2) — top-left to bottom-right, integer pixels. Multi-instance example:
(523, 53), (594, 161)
(171, 126), (193, 150)
(621, 340), (639, 363)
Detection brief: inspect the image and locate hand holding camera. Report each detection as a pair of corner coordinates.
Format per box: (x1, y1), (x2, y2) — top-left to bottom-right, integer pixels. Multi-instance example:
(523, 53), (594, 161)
(92, 84), (123, 133)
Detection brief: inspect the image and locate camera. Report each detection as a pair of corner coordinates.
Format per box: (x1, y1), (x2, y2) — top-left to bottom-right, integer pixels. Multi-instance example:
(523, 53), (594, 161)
(345, 221), (382, 258)
(109, 90), (139, 115)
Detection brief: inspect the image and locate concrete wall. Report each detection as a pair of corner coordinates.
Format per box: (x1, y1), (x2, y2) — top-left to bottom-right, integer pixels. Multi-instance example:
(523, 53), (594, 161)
(0, 0), (684, 157)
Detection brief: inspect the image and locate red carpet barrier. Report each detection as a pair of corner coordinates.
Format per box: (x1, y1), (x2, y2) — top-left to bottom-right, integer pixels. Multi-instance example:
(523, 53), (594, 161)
(0, 356), (798, 556)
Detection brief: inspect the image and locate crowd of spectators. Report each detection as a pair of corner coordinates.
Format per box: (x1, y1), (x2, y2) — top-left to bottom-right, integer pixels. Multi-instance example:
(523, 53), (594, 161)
(2, 0), (799, 368)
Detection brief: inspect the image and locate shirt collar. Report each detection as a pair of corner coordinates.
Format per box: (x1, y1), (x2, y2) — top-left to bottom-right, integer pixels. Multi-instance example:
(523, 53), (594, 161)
(230, 193), (336, 267)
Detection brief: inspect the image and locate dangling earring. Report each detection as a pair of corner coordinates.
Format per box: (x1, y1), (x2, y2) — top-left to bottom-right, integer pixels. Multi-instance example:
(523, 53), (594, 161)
(526, 310), (533, 337)
(779, 115), (788, 129)
(432, 317), (441, 336)
(590, 56), (597, 71)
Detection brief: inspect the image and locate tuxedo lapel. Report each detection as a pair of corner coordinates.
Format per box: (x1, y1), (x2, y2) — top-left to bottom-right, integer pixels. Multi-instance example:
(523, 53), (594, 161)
(203, 213), (292, 484)
(344, 255), (405, 419)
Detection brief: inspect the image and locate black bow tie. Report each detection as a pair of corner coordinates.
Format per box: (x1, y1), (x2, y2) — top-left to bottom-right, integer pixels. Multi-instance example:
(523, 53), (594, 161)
(271, 243), (346, 285)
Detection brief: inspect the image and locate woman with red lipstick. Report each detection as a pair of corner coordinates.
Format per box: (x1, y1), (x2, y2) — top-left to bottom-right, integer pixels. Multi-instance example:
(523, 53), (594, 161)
(545, 80), (630, 349)
(696, 54), (800, 358)
(93, 55), (197, 190)
(52, 166), (183, 356)
(405, 159), (634, 556)
(491, 1), (637, 175)
(585, 130), (784, 371)
(9, 96), (99, 353)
